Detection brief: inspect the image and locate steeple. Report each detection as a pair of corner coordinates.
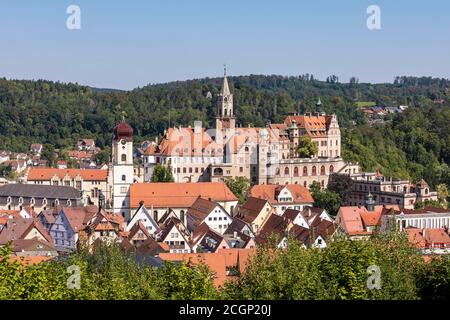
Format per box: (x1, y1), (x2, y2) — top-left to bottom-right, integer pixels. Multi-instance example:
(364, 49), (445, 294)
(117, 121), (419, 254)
(221, 66), (231, 96)
(216, 66), (235, 130)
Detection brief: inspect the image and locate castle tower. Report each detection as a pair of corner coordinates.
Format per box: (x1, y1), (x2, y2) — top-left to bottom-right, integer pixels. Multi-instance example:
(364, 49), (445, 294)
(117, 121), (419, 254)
(112, 116), (134, 220)
(216, 67), (236, 130)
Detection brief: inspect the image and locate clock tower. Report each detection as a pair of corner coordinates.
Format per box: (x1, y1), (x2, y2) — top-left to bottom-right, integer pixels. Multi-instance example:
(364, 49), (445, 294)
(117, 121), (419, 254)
(215, 67), (236, 131)
(112, 117), (134, 221)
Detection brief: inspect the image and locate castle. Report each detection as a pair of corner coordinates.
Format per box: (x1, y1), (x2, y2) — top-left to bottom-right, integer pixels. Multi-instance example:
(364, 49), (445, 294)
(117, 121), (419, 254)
(140, 69), (359, 188)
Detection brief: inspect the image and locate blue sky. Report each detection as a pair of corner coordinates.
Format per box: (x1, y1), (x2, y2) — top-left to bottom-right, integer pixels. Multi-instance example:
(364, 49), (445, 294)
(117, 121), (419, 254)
(1, 0), (449, 90)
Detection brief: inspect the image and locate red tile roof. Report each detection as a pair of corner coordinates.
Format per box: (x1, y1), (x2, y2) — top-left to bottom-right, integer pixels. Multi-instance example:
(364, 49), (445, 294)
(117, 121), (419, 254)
(129, 182), (237, 208)
(249, 184), (314, 205)
(27, 168), (108, 181)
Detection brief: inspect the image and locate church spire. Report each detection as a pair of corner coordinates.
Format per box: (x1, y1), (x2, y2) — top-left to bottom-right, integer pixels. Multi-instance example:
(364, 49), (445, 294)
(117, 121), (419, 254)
(221, 65), (231, 96)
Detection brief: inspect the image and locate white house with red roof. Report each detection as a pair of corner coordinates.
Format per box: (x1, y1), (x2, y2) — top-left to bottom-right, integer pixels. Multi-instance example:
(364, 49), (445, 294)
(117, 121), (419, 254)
(248, 184), (314, 215)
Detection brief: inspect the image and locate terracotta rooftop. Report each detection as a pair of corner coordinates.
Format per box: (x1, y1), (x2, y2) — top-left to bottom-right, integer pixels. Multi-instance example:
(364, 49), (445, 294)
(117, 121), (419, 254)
(129, 182), (237, 208)
(249, 184), (314, 205)
(27, 168), (108, 181)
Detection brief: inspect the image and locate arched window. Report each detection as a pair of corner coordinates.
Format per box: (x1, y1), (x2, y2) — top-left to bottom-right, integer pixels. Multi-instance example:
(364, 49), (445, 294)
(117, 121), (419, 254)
(425, 188), (429, 195)
(121, 154), (127, 162)
(304, 181), (307, 187)
(320, 166), (326, 175)
(276, 168), (280, 175)
(321, 180), (325, 187)
(303, 166), (308, 176)
(329, 165), (334, 174)
(284, 167), (289, 176)
(294, 167), (299, 177)
(122, 175), (126, 181)
(312, 166), (317, 176)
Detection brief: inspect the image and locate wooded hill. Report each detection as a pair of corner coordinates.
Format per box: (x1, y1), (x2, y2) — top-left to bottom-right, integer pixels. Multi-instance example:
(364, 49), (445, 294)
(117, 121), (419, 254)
(0, 75), (448, 186)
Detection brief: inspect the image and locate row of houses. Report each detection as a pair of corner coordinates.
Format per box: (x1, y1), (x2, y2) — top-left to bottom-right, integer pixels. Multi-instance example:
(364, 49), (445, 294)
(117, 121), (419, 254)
(336, 195), (450, 253)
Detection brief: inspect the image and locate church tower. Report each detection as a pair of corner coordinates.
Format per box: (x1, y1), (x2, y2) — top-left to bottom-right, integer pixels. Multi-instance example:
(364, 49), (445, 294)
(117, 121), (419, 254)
(112, 116), (134, 221)
(216, 67), (236, 130)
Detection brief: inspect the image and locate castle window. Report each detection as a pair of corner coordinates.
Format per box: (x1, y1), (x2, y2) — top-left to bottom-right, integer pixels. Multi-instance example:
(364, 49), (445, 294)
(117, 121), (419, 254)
(329, 165), (334, 174)
(122, 175), (126, 181)
(121, 154), (127, 162)
(284, 167), (289, 176)
(294, 167), (299, 177)
(303, 166), (308, 176)
(312, 166), (317, 176)
(320, 166), (326, 175)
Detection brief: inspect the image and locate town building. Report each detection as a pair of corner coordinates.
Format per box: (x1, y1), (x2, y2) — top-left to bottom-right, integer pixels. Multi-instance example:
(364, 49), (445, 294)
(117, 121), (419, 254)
(0, 184), (83, 212)
(77, 139), (96, 151)
(341, 171), (438, 209)
(248, 184), (314, 215)
(335, 194), (400, 240)
(379, 206), (450, 233)
(236, 197), (274, 234)
(186, 197), (233, 235)
(127, 182), (238, 223)
(26, 168), (109, 205)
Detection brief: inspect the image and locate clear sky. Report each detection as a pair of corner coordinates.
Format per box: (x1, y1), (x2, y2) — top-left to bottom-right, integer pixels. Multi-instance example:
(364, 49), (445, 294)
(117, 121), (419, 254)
(1, 0), (449, 90)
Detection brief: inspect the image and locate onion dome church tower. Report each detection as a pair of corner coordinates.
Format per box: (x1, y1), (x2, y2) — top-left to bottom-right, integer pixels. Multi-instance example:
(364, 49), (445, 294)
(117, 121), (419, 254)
(112, 115), (134, 220)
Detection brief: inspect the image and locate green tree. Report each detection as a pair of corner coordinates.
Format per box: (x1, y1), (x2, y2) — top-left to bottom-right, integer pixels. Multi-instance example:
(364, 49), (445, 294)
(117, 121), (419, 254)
(0, 163), (13, 179)
(225, 176), (250, 204)
(309, 181), (342, 216)
(296, 136), (318, 158)
(436, 183), (449, 208)
(41, 144), (57, 167)
(327, 173), (353, 203)
(94, 147), (111, 165)
(151, 163), (175, 182)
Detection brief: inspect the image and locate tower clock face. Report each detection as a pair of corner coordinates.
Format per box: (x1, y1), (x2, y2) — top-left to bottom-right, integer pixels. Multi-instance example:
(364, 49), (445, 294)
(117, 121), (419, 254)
(121, 139), (126, 145)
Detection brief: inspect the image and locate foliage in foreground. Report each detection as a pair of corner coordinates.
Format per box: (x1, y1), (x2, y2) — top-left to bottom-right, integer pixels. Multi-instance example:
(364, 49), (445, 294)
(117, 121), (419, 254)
(0, 233), (449, 300)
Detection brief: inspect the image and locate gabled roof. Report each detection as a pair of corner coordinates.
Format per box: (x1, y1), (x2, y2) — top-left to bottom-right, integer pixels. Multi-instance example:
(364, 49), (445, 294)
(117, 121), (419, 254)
(0, 218), (52, 244)
(405, 228), (426, 249)
(157, 217), (190, 243)
(187, 198), (228, 231)
(424, 229), (450, 245)
(195, 227), (226, 253)
(27, 168), (108, 181)
(11, 238), (57, 253)
(130, 182), (237, 208)
(126, 204), (158, 232)
(224, 218), (253, 236)
(249, 184), (314, 205)
(136, 237), (170, 256)
(239, 197), (270, 224)
(59, 206), (97, 233)
(256, 213), (289, 244)
(128, 221), (151, 241)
